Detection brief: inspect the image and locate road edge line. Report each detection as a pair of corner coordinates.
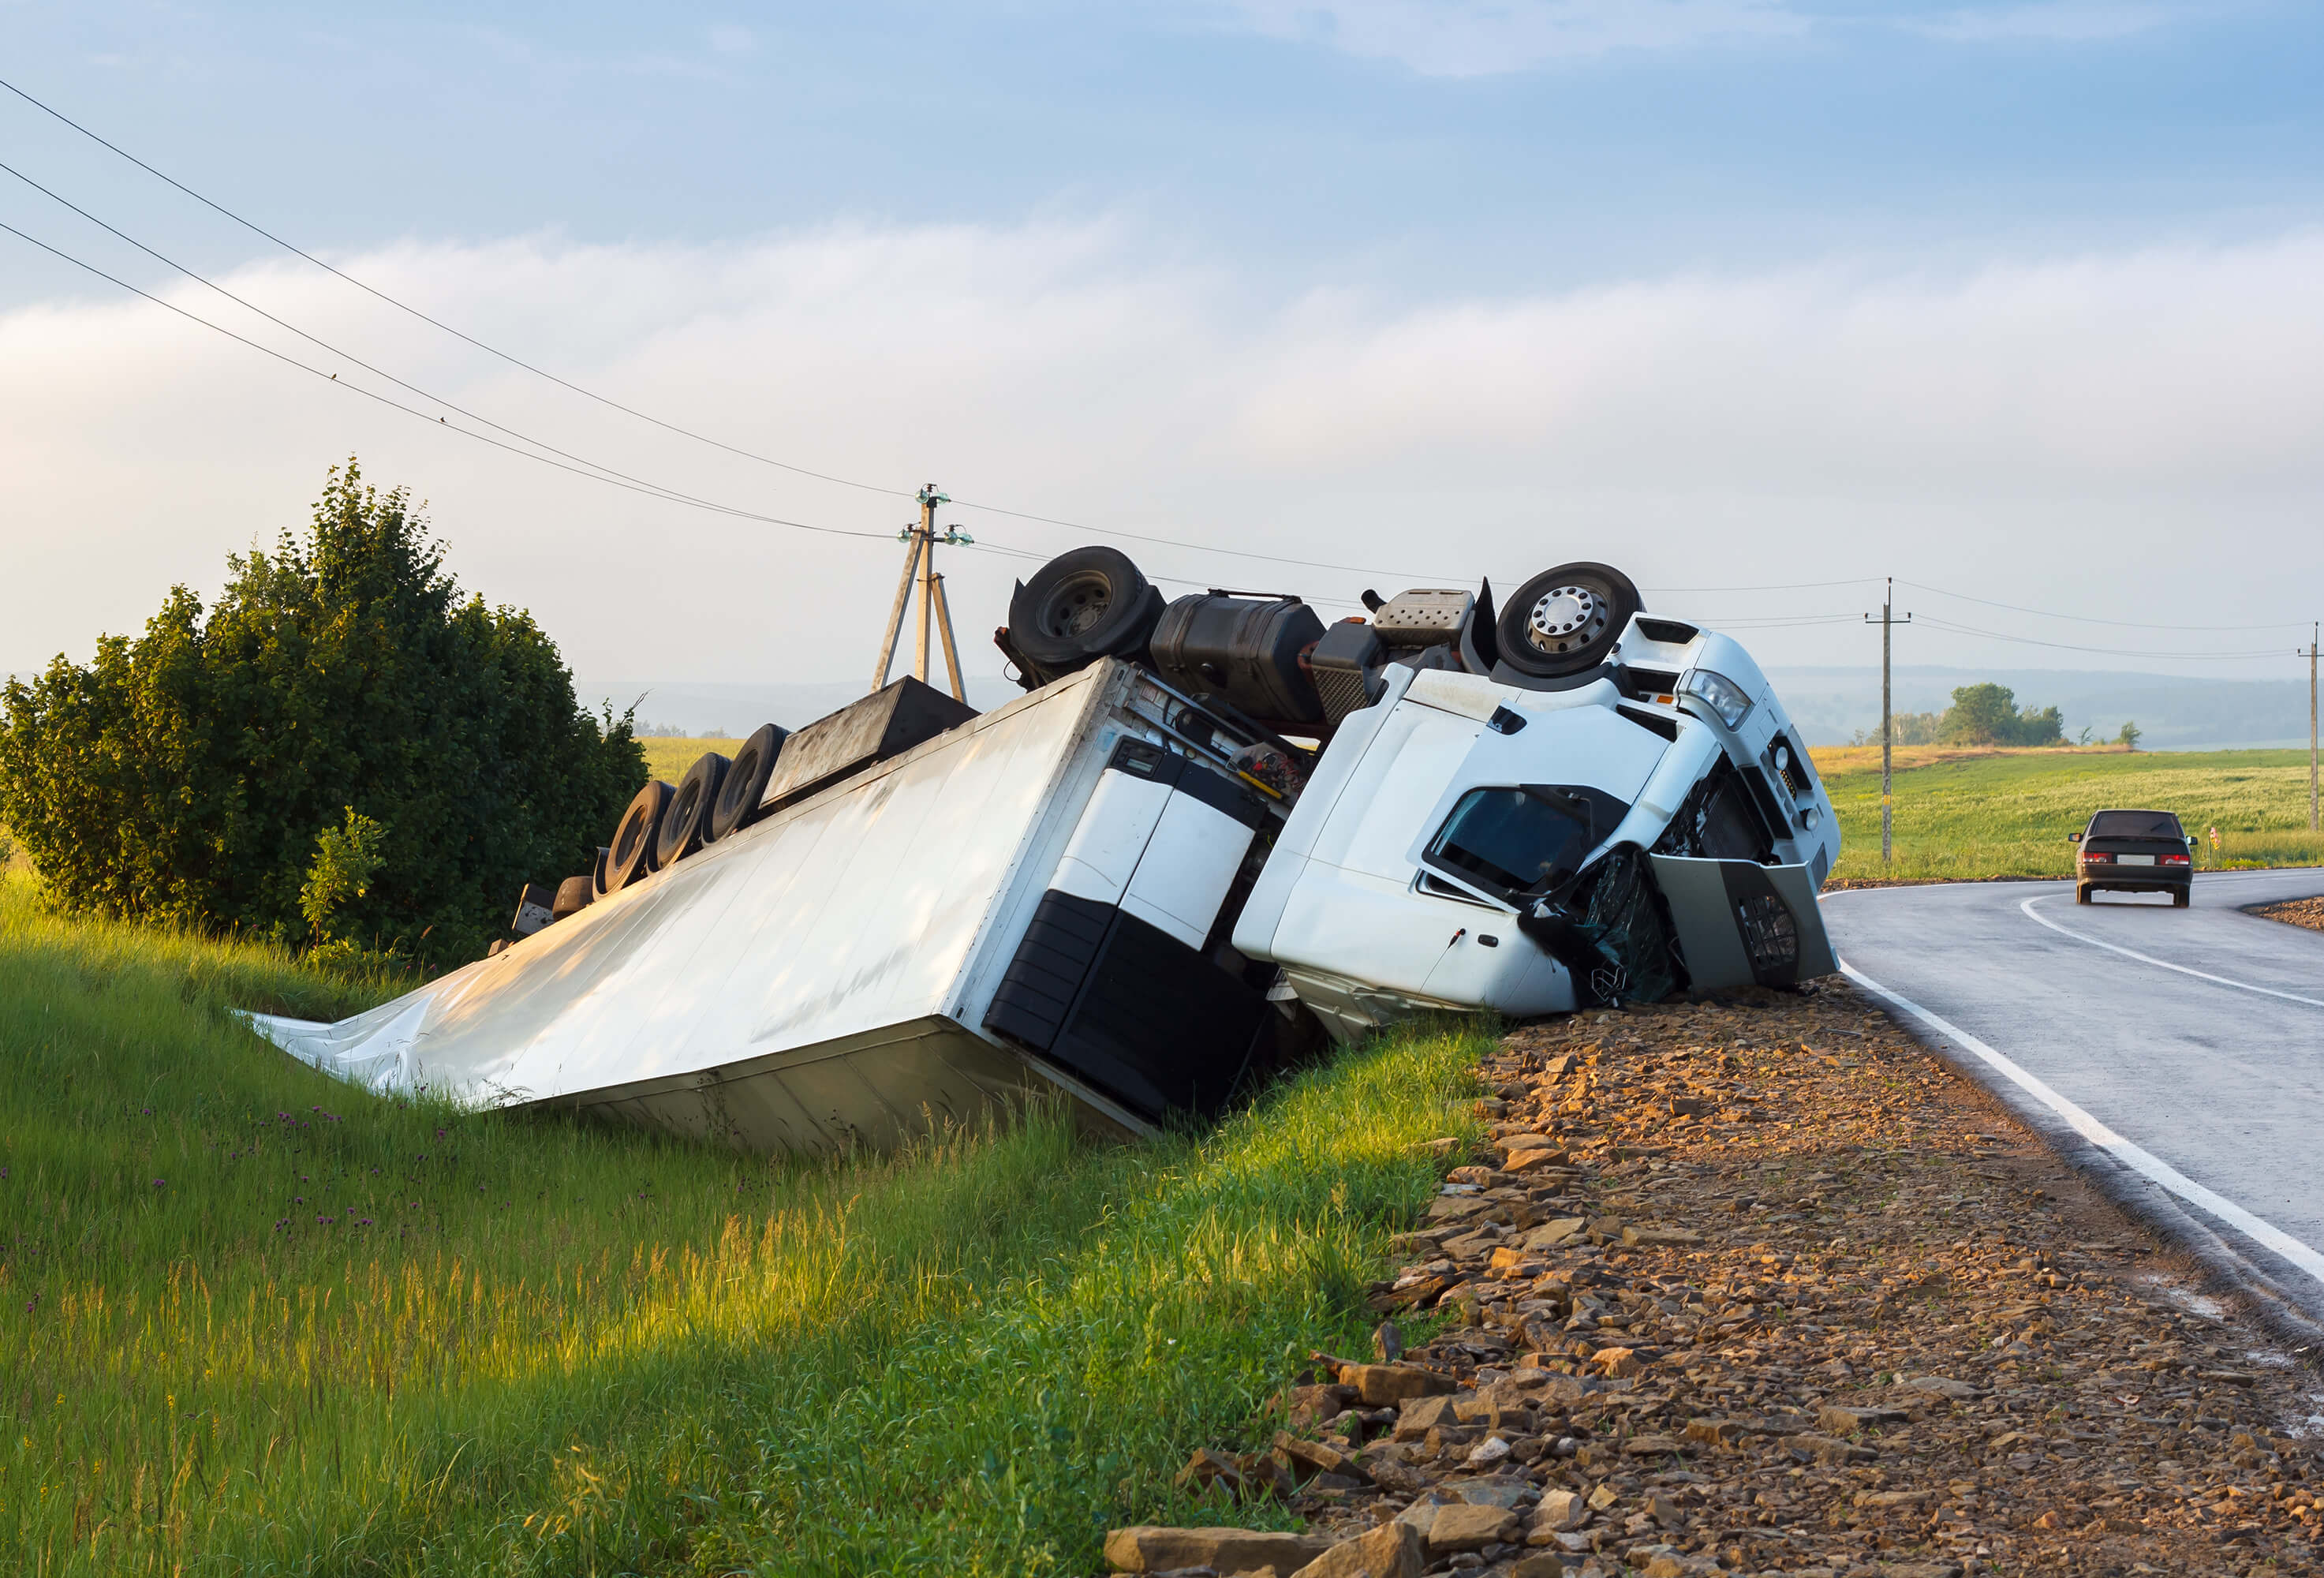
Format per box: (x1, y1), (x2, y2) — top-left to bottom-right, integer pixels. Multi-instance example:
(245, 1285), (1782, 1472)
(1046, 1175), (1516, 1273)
(2019, 895), (2324, 1008)
(1835, 959), (2324, 1297)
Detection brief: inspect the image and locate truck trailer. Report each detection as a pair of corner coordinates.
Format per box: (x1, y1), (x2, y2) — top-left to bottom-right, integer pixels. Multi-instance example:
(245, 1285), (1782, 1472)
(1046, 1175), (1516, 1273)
(248, 554), (1840, 1154)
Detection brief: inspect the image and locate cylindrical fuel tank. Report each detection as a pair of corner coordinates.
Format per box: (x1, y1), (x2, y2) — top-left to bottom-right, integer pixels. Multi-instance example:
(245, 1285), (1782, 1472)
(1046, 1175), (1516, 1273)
(1148, 593), (1326, 724)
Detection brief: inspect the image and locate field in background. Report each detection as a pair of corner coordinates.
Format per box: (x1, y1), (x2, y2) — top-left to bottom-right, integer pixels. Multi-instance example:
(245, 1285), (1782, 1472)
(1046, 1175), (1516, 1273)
(0, 869), (1480, 1576)
(1810, 744), (2324, 882)
(639, 737), (745, 785)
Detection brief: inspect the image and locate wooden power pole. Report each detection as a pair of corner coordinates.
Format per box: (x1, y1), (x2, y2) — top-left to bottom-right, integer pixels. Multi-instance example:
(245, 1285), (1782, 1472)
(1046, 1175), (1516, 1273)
(870, 484), (972, 701)
(1865, 580), (1912, 865)
(2309, 621), (2318, 833)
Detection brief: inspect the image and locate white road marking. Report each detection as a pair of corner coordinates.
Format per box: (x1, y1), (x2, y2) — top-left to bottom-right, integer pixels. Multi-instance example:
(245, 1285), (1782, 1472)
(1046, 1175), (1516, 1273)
(1836, 959), (2324, 1291)
(2019, 896), (2324, 1009)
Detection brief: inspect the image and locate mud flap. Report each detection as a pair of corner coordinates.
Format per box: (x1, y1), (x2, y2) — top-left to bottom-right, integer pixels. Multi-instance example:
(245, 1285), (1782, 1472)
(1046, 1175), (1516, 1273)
(1646, 854), (1836, 991)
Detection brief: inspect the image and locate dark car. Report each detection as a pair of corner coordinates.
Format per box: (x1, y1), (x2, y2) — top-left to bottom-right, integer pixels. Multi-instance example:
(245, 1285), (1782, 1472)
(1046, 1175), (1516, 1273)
(2069, 808), (2195, 906)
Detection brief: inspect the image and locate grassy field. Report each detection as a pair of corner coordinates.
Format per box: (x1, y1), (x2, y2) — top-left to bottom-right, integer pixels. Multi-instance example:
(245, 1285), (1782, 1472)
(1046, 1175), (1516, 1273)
(0, 870), (1483, 1576)
(1811, 743), (2324, 883)
(637, 739), (745, 787)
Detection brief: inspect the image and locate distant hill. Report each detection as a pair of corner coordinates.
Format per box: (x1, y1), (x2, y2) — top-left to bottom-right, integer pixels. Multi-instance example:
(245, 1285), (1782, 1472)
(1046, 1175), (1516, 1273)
(1766, 666), (2315, 752)
(28, 664), (2307, 756)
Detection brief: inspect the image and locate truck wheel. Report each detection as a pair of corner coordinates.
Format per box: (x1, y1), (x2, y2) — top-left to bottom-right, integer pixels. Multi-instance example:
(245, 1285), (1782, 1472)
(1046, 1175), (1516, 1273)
(605, 780), (674, 892)
(657, 752), (729, 867)
(708, 724), (787, 843)
(589, 845), (611, 900)
(2076, 882), (2092, 904)
(552, 876), (593, 921)
(1495, 563), (1642, 679)
(1006, 547), (1166, 683)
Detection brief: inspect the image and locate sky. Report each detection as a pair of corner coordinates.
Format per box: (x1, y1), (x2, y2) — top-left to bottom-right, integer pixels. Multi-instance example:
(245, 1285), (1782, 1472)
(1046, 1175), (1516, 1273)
(5, 1), (2322, 701)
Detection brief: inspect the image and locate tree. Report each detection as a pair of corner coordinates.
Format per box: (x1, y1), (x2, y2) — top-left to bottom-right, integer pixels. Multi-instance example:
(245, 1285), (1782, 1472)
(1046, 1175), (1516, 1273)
(1941, 683), (2065, 747)
(0, 461), (644, 965)
(2117, 720), (2142, 751)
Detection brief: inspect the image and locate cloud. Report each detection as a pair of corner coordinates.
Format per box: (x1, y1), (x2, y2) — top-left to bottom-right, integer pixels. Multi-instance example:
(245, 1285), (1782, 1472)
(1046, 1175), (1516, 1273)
(4, 219), (2320, 686)
(1202, 0), (1805, 75)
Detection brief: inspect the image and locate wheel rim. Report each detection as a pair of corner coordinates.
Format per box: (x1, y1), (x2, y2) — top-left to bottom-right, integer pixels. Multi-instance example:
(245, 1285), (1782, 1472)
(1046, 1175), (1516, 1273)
(1526, 583), (1612, 655)
(1037, 571), (1114, 639)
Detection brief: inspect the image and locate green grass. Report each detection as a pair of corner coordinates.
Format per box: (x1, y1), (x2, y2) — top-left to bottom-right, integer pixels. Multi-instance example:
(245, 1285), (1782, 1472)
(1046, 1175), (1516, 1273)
(1812, 744), (2324, 883)
(0, 872), (1483, 1576)
(637, 739), (745, 787)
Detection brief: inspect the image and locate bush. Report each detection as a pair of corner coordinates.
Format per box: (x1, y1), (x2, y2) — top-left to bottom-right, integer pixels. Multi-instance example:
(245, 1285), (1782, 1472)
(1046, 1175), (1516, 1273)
(0, 461), (643, 966)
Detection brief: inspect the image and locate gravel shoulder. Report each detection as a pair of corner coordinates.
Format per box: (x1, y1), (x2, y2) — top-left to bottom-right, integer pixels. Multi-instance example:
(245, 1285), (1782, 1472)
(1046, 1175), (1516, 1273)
(2246, 895), (2324, 933)
(1109, 985), (2324, 1578)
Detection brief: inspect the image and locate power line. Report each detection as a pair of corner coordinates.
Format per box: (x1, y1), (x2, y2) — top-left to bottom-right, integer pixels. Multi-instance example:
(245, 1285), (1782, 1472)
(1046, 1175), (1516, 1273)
(0, 216), (936, 548)
(1901, 578), (2309, 633)
(0, 157), (916, 530)
(0, 73), (920, 503)
(1912, 615), (2292, 661)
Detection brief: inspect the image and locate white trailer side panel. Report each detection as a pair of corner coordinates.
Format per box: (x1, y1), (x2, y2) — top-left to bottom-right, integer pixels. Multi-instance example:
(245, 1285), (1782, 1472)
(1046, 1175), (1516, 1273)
(248, 665), (1143, 1152)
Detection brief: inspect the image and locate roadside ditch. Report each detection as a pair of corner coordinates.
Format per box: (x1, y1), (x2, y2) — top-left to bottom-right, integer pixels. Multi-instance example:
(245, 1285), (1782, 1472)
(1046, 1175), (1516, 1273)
(1106, 985), (2322, 1578)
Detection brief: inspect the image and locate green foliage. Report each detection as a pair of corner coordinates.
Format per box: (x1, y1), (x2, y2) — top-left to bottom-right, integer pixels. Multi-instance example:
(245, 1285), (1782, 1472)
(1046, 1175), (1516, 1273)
(0, 876), (1483, 1574)
(1940, 682), (2064, 747)
(2117, 719), (2143, 750)
(299, 806), (388, 940)
(1818, 745), (2324, 881)
(1848, 710), (1944, 746)
(0, 461), (645, 965)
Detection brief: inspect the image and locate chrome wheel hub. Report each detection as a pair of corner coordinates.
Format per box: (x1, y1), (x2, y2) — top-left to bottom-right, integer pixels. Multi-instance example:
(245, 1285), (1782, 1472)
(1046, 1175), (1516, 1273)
(1526, 585), (1608, 653)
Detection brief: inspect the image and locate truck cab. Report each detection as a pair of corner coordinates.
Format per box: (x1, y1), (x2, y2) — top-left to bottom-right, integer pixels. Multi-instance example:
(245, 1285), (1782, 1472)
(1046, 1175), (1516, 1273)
(1231, 614), (1840, 1041)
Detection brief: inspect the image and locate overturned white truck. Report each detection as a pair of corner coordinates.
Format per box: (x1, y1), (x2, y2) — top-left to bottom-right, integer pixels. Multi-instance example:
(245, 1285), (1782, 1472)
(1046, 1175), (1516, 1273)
(249, 556), (1838, 1154)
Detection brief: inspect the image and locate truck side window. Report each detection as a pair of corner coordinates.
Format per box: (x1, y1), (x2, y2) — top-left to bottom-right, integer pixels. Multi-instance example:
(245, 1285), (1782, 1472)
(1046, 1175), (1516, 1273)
(1425, 786), (1627, 903)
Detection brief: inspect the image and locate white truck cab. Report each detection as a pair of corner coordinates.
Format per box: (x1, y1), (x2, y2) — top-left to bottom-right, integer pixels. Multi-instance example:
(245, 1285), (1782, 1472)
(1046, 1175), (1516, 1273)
(1232, 609), (1840, 1041)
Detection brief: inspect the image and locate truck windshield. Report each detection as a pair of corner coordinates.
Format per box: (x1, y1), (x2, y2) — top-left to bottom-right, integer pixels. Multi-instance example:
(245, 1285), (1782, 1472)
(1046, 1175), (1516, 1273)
(1425, 785), (1628, 902)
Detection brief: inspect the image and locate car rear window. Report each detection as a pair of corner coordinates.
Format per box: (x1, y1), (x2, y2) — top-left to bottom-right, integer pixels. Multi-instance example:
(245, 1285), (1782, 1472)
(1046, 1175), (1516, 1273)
(1426, 785), (1627, 900)
(2087, 810), (2183, 839)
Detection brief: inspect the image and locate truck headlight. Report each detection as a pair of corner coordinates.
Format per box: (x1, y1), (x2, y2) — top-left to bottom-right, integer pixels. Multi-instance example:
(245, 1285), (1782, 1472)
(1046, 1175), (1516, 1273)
(1680, 668), (1754, 730)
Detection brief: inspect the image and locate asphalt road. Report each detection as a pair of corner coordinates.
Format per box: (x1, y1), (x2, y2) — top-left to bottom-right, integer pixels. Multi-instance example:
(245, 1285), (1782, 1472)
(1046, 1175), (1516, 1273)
(1820, 866), (2324, 1325)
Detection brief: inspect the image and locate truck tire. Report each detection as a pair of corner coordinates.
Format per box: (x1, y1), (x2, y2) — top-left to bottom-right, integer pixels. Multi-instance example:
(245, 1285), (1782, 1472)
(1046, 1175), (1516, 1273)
(1495, 563), (1642, 679)
(605, 780), (674, 893)
(1006, 547), (1166, 684)
(708, 723), (787, 843)
(657, 751), (729, 867)
(552, 876), (594, 921)
(589, 845), (612, 901)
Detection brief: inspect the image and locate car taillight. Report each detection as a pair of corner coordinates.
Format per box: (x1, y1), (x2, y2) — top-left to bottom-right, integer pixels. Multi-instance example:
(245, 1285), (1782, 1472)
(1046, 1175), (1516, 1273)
(2161, 853), (2191, 866)
(2083, 851), (2114, 863)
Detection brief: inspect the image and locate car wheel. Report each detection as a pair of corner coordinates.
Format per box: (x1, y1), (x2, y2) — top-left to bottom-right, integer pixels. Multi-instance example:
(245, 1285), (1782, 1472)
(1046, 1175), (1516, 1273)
(2076, 882), (2092, 904)
(1494, 562), (1643, 679)
(2173, 888), (2190, 908)
(656, 751), (729, 867)
(605, 780), (674, 893)
(1005, 547), (1166, 684)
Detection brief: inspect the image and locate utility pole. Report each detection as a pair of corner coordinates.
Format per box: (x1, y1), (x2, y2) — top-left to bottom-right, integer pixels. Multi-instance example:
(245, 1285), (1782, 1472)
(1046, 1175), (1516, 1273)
(1864, 581), (1912, 865)
(2309, 621), (2318, 833)
(869, 484), (973, 701)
